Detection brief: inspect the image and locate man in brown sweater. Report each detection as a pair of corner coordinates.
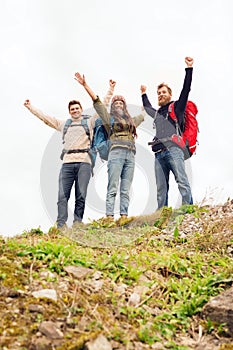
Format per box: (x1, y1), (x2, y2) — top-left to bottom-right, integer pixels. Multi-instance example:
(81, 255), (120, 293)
(24, 81), (115, 229)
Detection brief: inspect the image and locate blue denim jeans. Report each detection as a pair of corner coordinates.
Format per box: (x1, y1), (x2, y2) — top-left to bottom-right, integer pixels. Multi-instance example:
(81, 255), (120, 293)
(106, 148), (135, 216)
(57, 162), (91, 227)
(154, 146), (193, 209)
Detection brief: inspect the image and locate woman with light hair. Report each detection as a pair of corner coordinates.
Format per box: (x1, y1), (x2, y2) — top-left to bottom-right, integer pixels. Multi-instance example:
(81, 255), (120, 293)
(75, 73), (145, 220)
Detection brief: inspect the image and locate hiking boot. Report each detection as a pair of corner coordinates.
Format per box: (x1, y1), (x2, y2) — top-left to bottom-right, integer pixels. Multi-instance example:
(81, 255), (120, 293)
(91, 216), (116, 228)
(116, 215), (135, 227)
(72, 221), (85, 231)
(57, 223), (68, 234)
(72, 220), (85, 229)
(102, 216), (116, 227)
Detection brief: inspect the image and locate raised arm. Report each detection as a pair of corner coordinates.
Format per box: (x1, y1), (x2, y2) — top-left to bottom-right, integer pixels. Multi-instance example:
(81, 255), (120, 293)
(23, 99), (62, 130)
(133, 107), (146, 127)
(103, 80), (116, 107)
(141, 85), (157, 118)
(74, 72), (113, 132)
(175, 57), (194, 119)
(74, 73), (97, 101)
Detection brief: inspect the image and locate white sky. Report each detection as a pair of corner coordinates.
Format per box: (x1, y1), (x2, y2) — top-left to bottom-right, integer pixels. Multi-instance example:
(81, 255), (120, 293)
(0, 0), (232, 236)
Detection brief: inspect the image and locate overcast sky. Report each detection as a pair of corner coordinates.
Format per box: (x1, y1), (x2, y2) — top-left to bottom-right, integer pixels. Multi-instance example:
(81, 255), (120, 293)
(0, 0), (232, 236)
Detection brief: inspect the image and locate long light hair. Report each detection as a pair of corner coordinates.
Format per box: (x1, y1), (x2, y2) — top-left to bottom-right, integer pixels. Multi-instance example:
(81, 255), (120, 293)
(110, 96), (137, 138)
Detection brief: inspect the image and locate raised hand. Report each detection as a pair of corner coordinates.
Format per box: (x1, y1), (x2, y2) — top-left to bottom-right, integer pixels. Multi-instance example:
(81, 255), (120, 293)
(140, 85), (147, 94)
(109, 79), (116, 88)
(74, 73), (97, 101)
(74, 72), (86, 86)
(24, 99), (31, 107)
(185, 57), (194, 67)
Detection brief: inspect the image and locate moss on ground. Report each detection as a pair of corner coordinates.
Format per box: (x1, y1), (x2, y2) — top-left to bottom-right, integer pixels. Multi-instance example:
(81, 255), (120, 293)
(0, 202), (233, 349)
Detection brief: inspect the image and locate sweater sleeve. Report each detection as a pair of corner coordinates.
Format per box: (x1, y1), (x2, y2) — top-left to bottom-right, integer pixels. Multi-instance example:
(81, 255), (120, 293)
(26, 104), (63, 131)
(102, 85), (114, 107)
(133, 113), (145, 127)
(142, 94), (156, 118)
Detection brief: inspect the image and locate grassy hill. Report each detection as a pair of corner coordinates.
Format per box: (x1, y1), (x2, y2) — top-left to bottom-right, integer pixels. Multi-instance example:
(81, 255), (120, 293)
(0, 201), (233, 349)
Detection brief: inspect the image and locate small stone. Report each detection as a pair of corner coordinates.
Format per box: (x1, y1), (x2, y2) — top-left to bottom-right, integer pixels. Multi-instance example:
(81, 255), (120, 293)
(63, 265), (92, 279)
(0, 286), (21, 297)
(113, 283), (127, 294)
(91, 279), (104, 291)
(57, 281), (69, 291)
(32, 289), (57, 302)
(39, 321), (64, 339)
(40, 270), (56, 279)
(133, 285), (149, 296)
(128, 292), (141, 306)
(92, 271), (102, 280)
(84, 334), (112, 350)
(28, 304), (44, 313)
(32, 336), (52, 350)
(202, 286), (233, 336)
(138, 274), (150, 284)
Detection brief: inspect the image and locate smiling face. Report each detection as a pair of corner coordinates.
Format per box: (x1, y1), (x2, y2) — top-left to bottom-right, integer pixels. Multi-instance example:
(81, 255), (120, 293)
(111, 99), (126, 117)
(113, 100), (124, 110)
(113, 100), (125, 115)
(68, 102), (83, 120)
(157, 84), (172, 106)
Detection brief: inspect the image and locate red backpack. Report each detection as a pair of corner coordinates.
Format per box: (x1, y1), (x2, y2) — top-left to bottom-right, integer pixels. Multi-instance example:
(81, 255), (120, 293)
(168, 100), (199, 159)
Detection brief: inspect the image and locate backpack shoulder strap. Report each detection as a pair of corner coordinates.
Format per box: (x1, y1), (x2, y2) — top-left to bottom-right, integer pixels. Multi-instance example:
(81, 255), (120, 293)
(109, 116), (114, 136)
(168, 102), (177, 122)
(81, 115), (91, 141)
(63, 115), (92, 143)
(110, 116), (114, 126)
(95, 116), (114, 137)
(62, 119), (73, 143)
(168, 102), (183, 136)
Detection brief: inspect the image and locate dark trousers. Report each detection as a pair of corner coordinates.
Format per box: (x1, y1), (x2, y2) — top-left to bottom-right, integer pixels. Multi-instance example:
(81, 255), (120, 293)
(57, 162), (91, 227)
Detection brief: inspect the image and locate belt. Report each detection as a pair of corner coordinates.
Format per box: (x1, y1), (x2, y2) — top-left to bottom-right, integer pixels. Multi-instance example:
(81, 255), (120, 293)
(154, 147), (168, 154)
(110, 140), (136, 153)
(60, 148), (90, 160)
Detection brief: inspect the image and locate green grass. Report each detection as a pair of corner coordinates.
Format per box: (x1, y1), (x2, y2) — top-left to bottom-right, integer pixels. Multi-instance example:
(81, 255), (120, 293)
(0, 203), (233, 349)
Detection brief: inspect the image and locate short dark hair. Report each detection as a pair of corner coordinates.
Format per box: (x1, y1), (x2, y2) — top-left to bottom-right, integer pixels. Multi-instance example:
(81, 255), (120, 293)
(68, 100), (82, 111)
